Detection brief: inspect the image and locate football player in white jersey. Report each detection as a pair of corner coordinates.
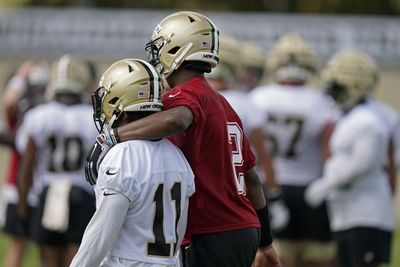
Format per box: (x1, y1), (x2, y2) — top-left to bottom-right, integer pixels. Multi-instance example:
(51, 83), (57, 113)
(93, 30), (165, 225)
(16, 55), (98, 267)
(249, 33), (338, 267)
(70, 58), (195, 267)
(1, 59), (49, 267)
(305, 49), (394, 267)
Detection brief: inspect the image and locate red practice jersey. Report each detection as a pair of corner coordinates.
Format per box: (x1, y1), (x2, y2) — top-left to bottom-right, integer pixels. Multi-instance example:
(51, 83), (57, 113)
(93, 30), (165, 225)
(163, 76), (260, 235)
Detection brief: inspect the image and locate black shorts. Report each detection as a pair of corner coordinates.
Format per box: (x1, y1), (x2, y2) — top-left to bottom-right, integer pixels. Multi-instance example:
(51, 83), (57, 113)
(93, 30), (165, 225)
(335, 227), (392, 267)
(34, 185), (95, 246)
(274, 185), (332, 241)
(3, 203), (38, 240)
(186, 228), (260, 267)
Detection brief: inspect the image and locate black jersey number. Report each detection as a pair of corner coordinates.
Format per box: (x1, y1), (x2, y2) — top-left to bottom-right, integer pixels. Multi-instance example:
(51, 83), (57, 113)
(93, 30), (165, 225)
(147, 182), (182, 257)
(47, 135), (85, 172)
(266, 115), (304, 158)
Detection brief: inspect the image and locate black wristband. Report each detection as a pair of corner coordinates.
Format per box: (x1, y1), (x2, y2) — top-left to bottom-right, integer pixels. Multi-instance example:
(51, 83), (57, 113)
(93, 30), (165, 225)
(256, 205), (273, 247)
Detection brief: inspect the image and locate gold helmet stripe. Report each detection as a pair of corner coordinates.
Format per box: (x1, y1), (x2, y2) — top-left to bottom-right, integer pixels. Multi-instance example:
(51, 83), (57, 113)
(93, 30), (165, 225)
(57, 54), (72, 81)
(136, 59), (161, 102)
(204, 16), (219, 54)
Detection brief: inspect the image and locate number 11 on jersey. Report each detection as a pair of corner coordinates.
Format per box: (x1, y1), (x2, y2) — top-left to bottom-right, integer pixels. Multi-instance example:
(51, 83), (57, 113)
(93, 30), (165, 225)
(227, 122), (246, 195)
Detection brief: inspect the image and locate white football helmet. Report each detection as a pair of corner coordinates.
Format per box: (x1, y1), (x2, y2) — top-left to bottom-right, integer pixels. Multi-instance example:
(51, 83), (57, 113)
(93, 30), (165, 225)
(46, 55), (91, 99)
(145, 11), (219, 78)
(92, 58), (163, 132)
(267, 32), (318, 84)
(322, 49), (378, 111)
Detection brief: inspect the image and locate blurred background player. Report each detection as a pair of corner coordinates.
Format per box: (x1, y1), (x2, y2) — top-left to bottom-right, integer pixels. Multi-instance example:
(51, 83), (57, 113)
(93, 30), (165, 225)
(83, 60), (99, 103)
(71, 58), (195, 267)
(16, 55), (98, 267)
(305, 49), (395, 267)
(250, 32), (338, 267)
(0, 59), (49, 267)
(206, 34), (276, 201)
(238, 41), (266, 92)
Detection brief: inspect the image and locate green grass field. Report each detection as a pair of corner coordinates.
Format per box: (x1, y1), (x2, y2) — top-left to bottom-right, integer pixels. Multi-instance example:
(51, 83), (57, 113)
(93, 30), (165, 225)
(0, 230), (398, 266)
(0, 232), (39, 266)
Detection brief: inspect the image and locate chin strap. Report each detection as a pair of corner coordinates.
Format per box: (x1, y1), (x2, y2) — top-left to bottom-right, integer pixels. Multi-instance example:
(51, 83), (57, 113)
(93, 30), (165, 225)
(102, 127), (120, 146)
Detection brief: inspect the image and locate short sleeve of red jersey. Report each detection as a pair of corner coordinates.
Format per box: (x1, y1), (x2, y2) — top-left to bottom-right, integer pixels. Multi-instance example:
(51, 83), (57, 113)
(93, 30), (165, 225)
(162, 86), (204, 125)
(243, 134), (256, 170)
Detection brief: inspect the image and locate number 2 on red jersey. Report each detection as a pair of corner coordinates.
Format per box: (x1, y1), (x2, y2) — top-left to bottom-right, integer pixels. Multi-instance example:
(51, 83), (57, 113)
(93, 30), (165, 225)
(227, 122), (246, 195)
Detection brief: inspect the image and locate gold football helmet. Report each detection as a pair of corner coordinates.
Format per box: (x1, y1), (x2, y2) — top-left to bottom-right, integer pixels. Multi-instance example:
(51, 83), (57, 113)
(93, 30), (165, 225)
(145, 11), (219, 78)
(219, 35), (240, 71)
(27, 61), (50, 87)
(239, 41), (266, 89)
(241, 41), (265, 69)
(322, 49), (378, 111)
(46, 55), (91, 99)
(92, 58), (163, 132)
(206, 35), (240, 87)
(267, 32), (318, 83)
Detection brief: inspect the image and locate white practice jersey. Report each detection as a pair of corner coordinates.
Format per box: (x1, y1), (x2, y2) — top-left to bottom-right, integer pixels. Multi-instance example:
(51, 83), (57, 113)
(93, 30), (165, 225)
(219, 90), (265, 135)
(366, 98), (400, 169)
(80, 139), (195, 266)
(250, 84), (339, 185)
(326, 104), (394, 232)
(16, 101), (97, 194)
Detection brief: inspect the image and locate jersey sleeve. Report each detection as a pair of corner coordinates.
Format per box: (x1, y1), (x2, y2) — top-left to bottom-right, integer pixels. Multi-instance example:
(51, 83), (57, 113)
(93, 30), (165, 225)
(21, 106), (49, 147)
(243, 95), (266, 131)
(69, 190), (129, 267)
(324, 129), (385, 188)
(97, 143), (141, 203)
(162, 86), (205, 125)
(314, 94), (341, 126)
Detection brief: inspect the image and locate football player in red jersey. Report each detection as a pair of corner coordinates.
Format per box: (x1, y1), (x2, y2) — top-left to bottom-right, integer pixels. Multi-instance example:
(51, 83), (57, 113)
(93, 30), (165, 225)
(86, 11), (281, 267)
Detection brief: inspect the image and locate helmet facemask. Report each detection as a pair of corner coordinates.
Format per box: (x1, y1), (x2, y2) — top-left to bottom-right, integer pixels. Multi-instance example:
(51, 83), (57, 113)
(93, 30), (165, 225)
(145, 36), (167, 75)
(92, 86), (122, 133)
(324, 81), (350, 110)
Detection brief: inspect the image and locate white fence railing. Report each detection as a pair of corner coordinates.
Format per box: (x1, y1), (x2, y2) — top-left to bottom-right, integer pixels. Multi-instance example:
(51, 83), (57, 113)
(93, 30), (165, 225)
(0, 8), (400, 65)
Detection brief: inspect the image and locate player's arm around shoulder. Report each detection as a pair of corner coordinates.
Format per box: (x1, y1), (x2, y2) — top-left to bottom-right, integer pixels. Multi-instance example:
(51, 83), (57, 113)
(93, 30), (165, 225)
(116, 106), (194, 142)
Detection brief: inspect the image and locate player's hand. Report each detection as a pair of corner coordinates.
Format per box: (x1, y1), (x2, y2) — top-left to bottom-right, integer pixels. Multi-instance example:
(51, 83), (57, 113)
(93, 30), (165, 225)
(304, 179), (330, 208)
(85, 135), (111, 185)
(16, 60), (39, 78)
(252, 245), (282, 267)
(267, 188), (290, 233)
